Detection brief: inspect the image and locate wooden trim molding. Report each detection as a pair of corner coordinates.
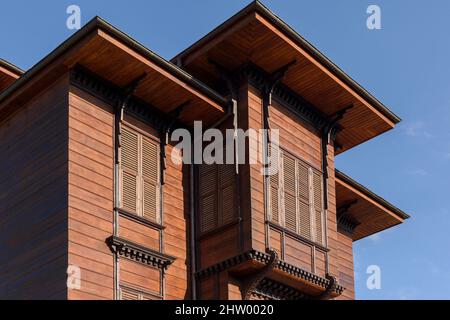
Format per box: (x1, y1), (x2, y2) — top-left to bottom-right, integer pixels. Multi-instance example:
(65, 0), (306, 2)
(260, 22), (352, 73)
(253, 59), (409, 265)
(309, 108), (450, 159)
(106, 236), (175, 271)
(70, 66), (185, 131)
(196, 249), (344, 296)
(268, 222), (329, 253)
(238, 63), (328, 131)
(117, 208), (166, 230)
(254, 278), (311, 300)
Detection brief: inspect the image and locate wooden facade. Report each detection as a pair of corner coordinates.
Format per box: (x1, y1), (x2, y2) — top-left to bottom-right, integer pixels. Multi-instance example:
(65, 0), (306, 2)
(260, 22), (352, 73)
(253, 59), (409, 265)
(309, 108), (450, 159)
(0, 1), (408, 300)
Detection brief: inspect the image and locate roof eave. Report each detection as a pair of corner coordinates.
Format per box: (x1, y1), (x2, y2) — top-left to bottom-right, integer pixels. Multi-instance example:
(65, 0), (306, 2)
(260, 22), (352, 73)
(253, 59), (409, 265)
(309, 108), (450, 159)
(173, 0), (401, 125)
(335, 169), (410, 220)
(0, 16), (227, 109)
(0, 58), (24, 77)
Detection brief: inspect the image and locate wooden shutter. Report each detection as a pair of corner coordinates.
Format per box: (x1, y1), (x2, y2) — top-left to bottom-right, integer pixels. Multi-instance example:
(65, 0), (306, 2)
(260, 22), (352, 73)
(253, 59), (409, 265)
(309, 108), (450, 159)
(120, 287), (139, 300)
(120, 287), (160, 300)
(142, 138), (159, 222)
(121, 128), (139, 213)
(283, 154), (297, 232)
(312, 171), (324, 245)
(199, 164), (217, 233)
(277, 149), (325, 245)
(142, 294), (160, 300)
(121, 126), (160, 221)
(219, 164), (235, 225)
(269, 144), (280, 224)
(297, 163), (311, 239)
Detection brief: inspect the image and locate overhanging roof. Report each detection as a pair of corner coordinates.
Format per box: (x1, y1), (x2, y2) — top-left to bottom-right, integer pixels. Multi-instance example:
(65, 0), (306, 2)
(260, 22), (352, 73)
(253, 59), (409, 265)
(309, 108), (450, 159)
(0, 17), (227, 125)
(335, 169), (409, 241)
(173, 0), (401, 154)
(0, 59), (24, 93)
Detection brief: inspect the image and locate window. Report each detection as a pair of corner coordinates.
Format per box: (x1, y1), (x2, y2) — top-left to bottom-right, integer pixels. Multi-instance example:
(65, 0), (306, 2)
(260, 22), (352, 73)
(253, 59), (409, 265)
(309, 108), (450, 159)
(119, 286), (160, 300)
(120, 126), (160, 222)
(269, 146), (325, 245)
(198, 163), (236, 233)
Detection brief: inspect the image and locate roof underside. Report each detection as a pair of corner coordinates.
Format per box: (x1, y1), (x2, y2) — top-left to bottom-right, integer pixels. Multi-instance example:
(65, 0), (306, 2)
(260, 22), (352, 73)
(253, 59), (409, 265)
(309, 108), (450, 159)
(335, 170), (409, 241)
(0, 18), (226, 126)
(173, 1), (401, 154)
(0, 59), (23, 93)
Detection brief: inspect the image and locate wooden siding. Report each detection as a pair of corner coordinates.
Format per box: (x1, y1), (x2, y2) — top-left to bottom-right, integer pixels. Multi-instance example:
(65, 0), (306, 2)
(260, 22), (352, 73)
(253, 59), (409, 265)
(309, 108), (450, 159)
(245, 83), (336, 278)
(336, 230), (355, 300)
(247, 85), (266, 252)
(163, 143), (189, 300)
(0, 75), (69, 299)
(326, 144), (339, 278)
(120, 259), (161, 295)
(68, 86), (114, 300)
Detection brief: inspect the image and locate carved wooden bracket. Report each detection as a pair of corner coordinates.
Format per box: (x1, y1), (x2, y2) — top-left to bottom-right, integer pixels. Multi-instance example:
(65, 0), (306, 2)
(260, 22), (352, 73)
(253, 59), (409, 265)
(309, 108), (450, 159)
(241, 249), (279, 300)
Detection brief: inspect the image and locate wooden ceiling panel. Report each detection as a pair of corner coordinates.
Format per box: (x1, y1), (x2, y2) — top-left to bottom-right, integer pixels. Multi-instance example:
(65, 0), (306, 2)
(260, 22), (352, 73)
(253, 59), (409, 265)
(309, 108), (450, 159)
(0, 19), (227, 128)
(174, 4), (400, 154)
(335, 171), (408, 241)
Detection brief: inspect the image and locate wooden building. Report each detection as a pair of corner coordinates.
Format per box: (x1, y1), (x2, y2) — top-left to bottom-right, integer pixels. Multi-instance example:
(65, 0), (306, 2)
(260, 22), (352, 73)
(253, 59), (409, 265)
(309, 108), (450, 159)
(0, 1), (408, 300)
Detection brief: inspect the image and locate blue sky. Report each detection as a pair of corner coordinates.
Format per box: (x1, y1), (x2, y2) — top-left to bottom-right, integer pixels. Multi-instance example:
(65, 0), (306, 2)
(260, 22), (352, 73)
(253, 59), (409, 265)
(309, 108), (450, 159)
(1, 0), (449, 299)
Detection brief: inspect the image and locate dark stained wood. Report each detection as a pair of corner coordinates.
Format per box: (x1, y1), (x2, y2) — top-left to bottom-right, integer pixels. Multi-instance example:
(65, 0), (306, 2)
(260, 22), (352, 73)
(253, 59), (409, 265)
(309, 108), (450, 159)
(0, 75), (69, 299)
(0, 63), (21, 93)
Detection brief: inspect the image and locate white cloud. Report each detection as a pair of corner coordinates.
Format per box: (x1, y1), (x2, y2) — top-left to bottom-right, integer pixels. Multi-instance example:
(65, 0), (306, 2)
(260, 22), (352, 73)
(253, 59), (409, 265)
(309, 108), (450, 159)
(401, 121), (433, 138)
(368, 233), (382, 242)
(406, 168), (428, 176)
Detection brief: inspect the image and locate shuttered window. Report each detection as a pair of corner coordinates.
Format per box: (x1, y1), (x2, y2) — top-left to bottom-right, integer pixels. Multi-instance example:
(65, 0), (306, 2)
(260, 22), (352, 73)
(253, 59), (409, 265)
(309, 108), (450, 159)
(199, 163), (236, 234)
(120, 286), (161, 300)
(269, 145), (325, 245)
(120, 126), (160, 223)
(269, 144), (280, 225)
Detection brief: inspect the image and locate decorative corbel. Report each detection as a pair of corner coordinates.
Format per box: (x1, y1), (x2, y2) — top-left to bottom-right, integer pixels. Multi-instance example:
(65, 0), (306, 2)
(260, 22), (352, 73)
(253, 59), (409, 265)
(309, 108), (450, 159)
(159, 101), (190, 185)
(262, 60), (296, 131)
(317, 274), (340, 300)
(114, 73), (147, 164)
(337, 200), (360, 235)
(241, 249), (279, 300)
(321, 105), (353, 210)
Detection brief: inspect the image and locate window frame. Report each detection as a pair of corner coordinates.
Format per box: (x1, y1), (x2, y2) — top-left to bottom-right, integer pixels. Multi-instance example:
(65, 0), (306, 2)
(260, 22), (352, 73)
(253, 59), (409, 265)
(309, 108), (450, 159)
(119, 284), (162, 300)
(269, 145), (326, 246)
(119, 123), (161, 224)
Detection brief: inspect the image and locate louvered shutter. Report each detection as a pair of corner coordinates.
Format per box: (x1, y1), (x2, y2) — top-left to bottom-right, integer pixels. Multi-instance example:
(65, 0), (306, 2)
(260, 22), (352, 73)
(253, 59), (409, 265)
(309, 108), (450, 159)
(142, 294), (159, 300)
(121, 128), (139, 213)
(297, 163), (311, 239)
(269, 145), (280, 224)
(120, 287), (139, 300)
(283, 154), (297, 232)
(142, 138), (159, 222)
(312, 171), (324, 245)
(199, 165), (217, 233)
(219, 164), (235, 225)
